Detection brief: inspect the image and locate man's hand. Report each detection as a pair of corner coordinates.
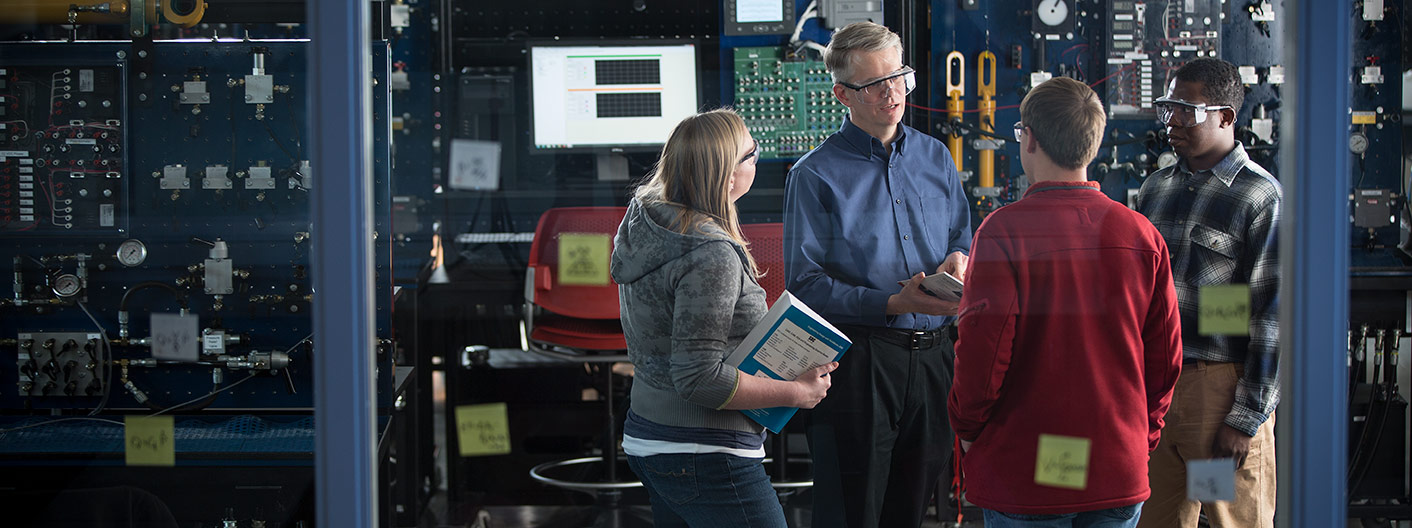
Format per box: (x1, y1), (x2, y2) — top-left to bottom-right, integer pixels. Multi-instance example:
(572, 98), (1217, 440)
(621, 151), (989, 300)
(887, 272), (960, 316)
(1212, 424), (1254, 469)
(938, 251), (970, 282)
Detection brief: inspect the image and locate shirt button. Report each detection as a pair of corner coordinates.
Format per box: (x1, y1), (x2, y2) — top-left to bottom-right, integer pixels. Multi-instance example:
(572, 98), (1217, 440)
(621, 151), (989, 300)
(895, 198), (902, 204)
(903, 235), (910, 240)
(1187, 186), (1195, 191)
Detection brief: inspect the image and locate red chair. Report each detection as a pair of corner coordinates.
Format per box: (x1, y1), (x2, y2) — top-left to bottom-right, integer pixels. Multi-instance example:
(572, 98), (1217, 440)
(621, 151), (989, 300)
(523, 207), (629, 356)
(522, 207), (644, 505)
(740, 222), (813, 490)
(740, 223), (786, 305)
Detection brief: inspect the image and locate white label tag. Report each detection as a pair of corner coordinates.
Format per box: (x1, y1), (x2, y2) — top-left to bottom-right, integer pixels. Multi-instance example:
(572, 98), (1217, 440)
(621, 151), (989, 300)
(150, 313), (200, 362)
(449, 139), (502, 191)
(1186, 458), (1237, 502)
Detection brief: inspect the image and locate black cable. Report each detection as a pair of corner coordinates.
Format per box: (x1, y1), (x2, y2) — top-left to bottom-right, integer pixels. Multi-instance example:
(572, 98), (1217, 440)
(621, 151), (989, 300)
(118, 281), (188, 312)
(263, 119), (298, 163)
(285, 91), (303, 160)
(146, 373), (257, 416)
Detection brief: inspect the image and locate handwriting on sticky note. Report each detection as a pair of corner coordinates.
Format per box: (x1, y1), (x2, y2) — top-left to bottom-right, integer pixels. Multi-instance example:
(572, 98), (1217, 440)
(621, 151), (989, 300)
(557, 233), (611, 286)
(150, 312), (200, 361)
(125, 416), (175, 466)
(1199, 284), (1250, 336)
(455, 403), (511, 457)
(1187, 458), (1236, 502)
(448, 139), (501, 191)
(1034, 434), (1090, 490)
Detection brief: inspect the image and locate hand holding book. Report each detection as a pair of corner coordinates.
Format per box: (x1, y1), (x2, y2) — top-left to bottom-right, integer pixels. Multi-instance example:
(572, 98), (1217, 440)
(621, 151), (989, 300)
(897, 271), (965, 302)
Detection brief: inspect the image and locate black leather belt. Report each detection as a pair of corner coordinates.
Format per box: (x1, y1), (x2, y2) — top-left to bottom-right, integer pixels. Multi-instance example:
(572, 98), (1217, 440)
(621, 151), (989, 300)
(871, 327), (949, 350)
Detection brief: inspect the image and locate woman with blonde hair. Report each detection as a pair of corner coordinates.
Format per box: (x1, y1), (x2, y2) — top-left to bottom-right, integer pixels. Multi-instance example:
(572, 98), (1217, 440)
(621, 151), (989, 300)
(611, 108), (838, 527)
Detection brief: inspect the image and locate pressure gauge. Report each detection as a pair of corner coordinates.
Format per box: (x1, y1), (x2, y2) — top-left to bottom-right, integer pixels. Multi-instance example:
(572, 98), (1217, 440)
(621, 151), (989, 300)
(52, 274), (82, 298)
(1036, 0), (1070, 27)
(116, 239), (147, 267)
(1156, 151), (1179, 170)
(1349, 132), (1369, 155)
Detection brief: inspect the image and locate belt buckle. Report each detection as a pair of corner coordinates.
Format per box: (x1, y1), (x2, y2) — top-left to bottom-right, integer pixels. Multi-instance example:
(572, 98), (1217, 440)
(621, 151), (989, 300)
(910, 331), (926, 350)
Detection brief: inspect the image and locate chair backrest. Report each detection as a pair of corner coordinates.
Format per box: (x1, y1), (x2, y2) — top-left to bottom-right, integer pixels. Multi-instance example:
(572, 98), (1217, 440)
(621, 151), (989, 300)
(740, 223), (785, 306)
(526, 207), (629, 320)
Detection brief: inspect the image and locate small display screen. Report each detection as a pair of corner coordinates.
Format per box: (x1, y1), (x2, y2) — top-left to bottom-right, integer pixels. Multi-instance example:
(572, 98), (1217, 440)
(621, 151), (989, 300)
(736, 0), (785, 23)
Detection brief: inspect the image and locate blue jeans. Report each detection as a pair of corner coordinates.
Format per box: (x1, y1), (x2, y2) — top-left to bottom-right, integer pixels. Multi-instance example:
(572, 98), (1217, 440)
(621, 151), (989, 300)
(626, 453), (786, 528)
(983, 502), (1144, 528)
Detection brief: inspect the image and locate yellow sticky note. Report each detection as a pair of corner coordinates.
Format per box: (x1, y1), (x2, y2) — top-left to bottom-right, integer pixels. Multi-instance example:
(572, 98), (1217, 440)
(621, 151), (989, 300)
(1035, 434), (1090, 490)
(125, 416), (175, 467)
(455, 403), (511, 457)
(1199, 284), (1251, 336)
(557, 233), (611, 286)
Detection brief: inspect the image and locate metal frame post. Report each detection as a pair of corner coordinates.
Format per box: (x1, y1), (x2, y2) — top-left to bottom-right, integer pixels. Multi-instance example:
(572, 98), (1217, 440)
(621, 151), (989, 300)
(1278, 0), (1350, 526)
(310, 0), (376, 526)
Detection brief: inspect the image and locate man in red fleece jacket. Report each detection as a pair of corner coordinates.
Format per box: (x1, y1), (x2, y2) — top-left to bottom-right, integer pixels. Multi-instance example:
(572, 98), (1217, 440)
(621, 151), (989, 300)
(947, 77), (1183, 527)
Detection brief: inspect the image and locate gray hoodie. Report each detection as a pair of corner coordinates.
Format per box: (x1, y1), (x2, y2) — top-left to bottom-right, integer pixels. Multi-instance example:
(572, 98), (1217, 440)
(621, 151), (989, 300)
(611, 199), (767, 433)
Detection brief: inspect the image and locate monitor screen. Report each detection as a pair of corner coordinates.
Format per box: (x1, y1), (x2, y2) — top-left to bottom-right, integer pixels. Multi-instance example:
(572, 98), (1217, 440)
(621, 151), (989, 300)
(529, 41), (699, 152)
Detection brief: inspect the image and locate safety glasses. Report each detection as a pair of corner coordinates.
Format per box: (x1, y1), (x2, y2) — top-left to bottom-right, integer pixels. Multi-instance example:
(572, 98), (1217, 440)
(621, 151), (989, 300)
(1153, 96), (1231, 128)
(739, 139), (759, 165)
(1013, 121), (1027, 142)
(837, 66), (916, 106)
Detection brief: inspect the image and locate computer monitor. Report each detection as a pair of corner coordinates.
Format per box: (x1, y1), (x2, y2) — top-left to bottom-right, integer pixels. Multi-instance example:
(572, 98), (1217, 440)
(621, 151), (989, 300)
(528, 41), (700, 154)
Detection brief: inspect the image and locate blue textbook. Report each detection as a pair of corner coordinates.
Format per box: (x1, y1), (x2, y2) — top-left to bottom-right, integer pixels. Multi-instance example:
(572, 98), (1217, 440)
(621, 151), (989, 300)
(725, 291), (852, 433)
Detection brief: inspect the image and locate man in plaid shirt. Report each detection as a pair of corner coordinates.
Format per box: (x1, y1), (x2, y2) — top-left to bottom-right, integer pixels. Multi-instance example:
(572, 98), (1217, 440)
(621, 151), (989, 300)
(1133, 58), (1281, 528)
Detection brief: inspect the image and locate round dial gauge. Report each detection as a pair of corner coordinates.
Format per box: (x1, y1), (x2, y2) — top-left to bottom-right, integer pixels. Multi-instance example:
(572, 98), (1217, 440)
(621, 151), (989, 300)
(53, 274), (82, 298)
(1037, 0), (1070, 27)
(1156, 151), (1179, 169)
(116, 239), (147, 267)
(1349, 132), (1369, 155)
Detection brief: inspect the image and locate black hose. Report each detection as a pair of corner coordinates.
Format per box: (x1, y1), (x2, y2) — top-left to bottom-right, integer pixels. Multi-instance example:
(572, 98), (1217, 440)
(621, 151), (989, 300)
(118, 281), (188, 312)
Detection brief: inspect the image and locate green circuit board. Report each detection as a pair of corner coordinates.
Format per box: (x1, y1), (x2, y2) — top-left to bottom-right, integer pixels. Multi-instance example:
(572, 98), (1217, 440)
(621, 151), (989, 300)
(731, 46), (848, 161)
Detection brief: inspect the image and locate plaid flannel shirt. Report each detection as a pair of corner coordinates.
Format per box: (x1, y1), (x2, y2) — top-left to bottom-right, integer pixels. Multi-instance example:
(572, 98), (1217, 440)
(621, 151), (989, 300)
(1135, 143), (1282, 436)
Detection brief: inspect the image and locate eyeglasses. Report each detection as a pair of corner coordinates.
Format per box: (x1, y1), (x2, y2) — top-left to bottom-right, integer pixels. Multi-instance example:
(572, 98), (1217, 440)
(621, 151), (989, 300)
(1013, 121), (1027, 142)
(1153, 96), (1231, 128)
(739, 139), (759, 165)
(837, 66), (916, 105)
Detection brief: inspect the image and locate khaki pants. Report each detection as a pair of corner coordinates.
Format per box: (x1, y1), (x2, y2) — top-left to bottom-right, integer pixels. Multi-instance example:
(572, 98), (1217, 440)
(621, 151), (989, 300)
(1139, 361), (1276, 528)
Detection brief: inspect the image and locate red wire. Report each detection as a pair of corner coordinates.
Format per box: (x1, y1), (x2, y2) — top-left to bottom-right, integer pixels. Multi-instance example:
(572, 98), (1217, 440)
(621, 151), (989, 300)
(1059, 43), (1090, 57)
(1088, 63), (1135, 88)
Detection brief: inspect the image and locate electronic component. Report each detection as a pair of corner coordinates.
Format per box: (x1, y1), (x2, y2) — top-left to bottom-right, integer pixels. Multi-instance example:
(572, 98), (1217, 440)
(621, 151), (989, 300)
(1353, 189), (1394, 229)
(528, 41), (699, 152)
(731, 46), (849, 160)
(1033, 0), (1075, 39)
(0, 63), (127, 234)
(819, 0), (881, 29)
(725, 0), (796, 35)
(1103, 0), (1222, 119)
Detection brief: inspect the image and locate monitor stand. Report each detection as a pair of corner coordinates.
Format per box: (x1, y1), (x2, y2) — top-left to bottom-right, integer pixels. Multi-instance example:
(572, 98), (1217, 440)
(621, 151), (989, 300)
(596, 153), (630, 181)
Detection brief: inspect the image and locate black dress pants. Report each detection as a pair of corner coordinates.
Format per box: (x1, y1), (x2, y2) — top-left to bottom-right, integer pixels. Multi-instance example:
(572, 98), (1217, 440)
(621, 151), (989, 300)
(807, 325), (955, 528)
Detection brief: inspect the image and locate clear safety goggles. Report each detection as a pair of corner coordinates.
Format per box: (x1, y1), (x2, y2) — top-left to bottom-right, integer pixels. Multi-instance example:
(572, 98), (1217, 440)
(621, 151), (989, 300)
(838, 66), (916, 105)
(1153, 96), (1231, 127)
(739, 139), (759, 165)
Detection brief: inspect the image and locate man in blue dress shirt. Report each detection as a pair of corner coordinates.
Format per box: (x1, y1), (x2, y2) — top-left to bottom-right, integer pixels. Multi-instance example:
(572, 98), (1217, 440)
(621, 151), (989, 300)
(783, 21), (973, 528)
